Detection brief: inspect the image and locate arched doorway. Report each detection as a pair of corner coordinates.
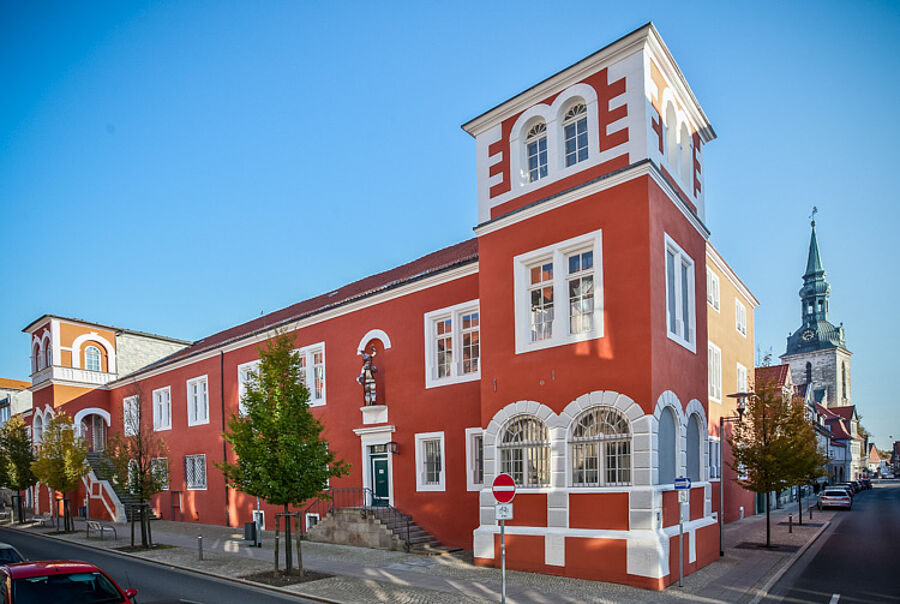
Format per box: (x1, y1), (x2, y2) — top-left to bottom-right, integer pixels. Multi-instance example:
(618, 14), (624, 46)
(74, 409), (111, 454)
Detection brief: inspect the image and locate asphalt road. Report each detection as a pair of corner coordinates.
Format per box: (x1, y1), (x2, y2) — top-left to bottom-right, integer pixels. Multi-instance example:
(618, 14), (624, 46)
(767, 479), (900, 604)
(0, 526), (316, 603)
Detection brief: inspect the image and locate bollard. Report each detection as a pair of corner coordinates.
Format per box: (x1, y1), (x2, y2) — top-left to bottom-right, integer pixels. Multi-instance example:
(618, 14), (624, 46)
(198, 535), (203, 560)
(788, 515), (792, 534)
(809, 505), (813, 520)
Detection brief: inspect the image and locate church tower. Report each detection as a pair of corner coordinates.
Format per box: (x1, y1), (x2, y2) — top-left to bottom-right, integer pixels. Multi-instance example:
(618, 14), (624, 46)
(780, 214), (852, 407)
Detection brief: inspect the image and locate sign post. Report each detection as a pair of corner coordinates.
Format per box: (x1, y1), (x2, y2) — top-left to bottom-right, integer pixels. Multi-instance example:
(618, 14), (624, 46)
(674, 477), (691, 587)
(492, 473), (517, 604)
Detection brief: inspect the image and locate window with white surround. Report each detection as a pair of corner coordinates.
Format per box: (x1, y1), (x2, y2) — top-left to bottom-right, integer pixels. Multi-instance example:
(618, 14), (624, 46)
(513, 230), (603, 354)
(499, 416), (549, 487)
(525, 122), (548, 182)
(305, 513), (320, 530)
(706, 268), (720, 312)
(295, 343), (326, 406)
(736, 362), (748, 393)
(424, 300), (480, 388)
(665, 234), (696, 351)
(735, 299), (747, 337)
(152, 457), (169, 490)
(465, 427), (484, 491)
(708, 342), (722, 403)
(123, 396), (139, 436)
(708, 437), (721, 480)
(186, 376), (209, 427)
(237, 360), (260, 415)
(569, 407), (631, 487)
(563, 102), (588, 167)
(414, 432), (445, 492)
(152, 387), (171, 431)
(85, 346), (101, 372)
(185, 454), (206, 490)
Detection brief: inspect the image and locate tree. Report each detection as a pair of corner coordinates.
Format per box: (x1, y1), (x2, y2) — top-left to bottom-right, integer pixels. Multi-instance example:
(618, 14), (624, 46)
(31, 412), (89, 532)
(218, 331), (349, 576)
(0, 416), (37, 523)
(728, 378), (797, 548)
(783, 395), (828, 525)
(106, 383), (168, 547)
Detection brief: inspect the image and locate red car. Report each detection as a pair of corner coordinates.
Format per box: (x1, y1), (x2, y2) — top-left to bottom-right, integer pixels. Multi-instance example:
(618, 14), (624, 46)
(0, 561), (137, 603)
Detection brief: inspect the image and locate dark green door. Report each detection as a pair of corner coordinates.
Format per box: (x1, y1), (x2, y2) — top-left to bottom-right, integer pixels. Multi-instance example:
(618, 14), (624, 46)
(371, 455), (389, 506)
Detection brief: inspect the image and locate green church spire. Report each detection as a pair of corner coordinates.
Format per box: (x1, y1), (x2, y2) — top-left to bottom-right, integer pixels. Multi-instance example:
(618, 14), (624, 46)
(804, 212), (824, 278)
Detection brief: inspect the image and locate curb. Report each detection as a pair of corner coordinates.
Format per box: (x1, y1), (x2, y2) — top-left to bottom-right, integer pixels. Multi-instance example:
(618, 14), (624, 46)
(1, 524), (343, 604)
(746, 516), (834, 604)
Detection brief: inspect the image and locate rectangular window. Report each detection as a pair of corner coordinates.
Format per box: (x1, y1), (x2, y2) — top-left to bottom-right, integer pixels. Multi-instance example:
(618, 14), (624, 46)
(305, 513), (320, 530)
(424, 301), (480, 388)
(294, 344), (326, 406)
(564, 116), (588, 166)
(312, 351), (325, 401)
(185, 454), (207, 490)
(152, 387), (171, 431)
(414, 432), (445, 491)
(708, 342), (722, 402)
(465, 428), (484, 491)
(514, 230), (604, 354)
(186, 376), (209, 427)
(735, 299), (747, 336)
(151, 457), (169, 490)
(123, 395), (139, 436)
(665, 235), (696, 351)
(237, 360), (260, 416)
(708, 438), (721, 480)
(527, 134), (548, 182)
(736, 362), (748, 393)
(567, 250), (594, 335)
(706, 268), (720, 312)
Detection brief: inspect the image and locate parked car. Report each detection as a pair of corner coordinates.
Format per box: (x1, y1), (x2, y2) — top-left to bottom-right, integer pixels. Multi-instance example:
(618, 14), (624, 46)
(0, 544), (24, 564)
(836, 482), (857, 495)
(831, 484), (854, 498)
(818, 489), (853, 510)
(0, 561), (137, 603)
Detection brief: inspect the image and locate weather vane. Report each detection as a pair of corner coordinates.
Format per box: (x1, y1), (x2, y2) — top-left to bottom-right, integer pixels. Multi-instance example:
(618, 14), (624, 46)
(810, 206), (818, 226)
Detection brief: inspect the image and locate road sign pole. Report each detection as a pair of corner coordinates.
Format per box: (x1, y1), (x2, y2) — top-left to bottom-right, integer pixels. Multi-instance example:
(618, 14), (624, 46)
(501, 517), (506, 604)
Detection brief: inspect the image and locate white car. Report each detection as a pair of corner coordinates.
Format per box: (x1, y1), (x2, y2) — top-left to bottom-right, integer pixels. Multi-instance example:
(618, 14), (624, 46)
(818, 489), (852, 510)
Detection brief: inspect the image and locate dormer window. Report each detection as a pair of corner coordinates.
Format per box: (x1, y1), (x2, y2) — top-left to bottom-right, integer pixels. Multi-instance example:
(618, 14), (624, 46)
(525, 122), (548, 183)
(563, 103), (588, 167)
(85, 346), (101, 372)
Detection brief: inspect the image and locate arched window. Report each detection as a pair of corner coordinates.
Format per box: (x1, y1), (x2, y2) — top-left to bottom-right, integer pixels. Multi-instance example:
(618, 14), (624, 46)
(499, 416), (549, 487)
(562, 103), (588, 167)
(569, 406), (631, 486)
(841, 361), (848, 399)
(85, 346), (102, 372)
(664, 103), (678, 168)
(679, 123), (692, 181)
(658, 407), (677, 484)
(45, 343), (52, 369)
(32, 344), (40, 372)
(687, 414), (701, 482)
(525, 122), (548, 183)
(33, 415), (43, 446)
(805, 362), (812, 384)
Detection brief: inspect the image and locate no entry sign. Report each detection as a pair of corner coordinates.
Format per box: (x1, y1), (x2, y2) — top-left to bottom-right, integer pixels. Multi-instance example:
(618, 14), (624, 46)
(492, 473), (517, 503)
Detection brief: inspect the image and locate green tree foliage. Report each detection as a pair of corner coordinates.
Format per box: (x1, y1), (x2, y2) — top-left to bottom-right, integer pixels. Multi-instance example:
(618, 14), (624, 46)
(0, 416), (37, 521)
(219, 331), (349, 575)
(784, 394), (828, 525)
(31, 412), (89, 531)
(728, 378), (797, 547)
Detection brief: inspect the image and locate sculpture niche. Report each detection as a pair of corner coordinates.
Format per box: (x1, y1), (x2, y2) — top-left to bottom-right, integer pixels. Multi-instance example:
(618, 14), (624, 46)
(356, 346), (379, 406)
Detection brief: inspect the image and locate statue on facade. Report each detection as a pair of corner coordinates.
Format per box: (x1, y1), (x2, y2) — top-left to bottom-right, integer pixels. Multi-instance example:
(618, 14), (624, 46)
(356, 345), (378, 406)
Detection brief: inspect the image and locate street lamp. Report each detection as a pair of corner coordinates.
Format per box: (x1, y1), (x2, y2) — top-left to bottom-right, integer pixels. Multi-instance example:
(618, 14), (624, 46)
(719, 391), (749, 556)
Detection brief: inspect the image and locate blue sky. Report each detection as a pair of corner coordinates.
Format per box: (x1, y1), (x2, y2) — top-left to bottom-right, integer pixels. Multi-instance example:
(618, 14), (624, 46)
(1, 1), (897, 448)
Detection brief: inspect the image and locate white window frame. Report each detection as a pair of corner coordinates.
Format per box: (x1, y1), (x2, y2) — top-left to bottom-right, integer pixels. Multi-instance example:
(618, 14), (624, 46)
(305, 513), (320, 531)
(237, 359), (260, 415)
(152, 386), (172, 431)
(295, 343), (326, 406)
(152, 457), (169, 490)
(424, 300), (481, 388)
(708, 437), (721, 480)
(562, 102), (589, 167)
(123, 395), (139, 437)
(735, 299), (747, 337)
(706, 268), (720, 312)
(524, 122), (548, 183)
(185, 453), (207, 490)
(414, 431), (445, 492)
(664, 234), (696, 352)
(85, 345), (102, 372)
(513, 230), (604, 354)
(708, 342), (722, 403)
(736, 362), (748, 394)
(465, 427), (484, 492)
(186, 375), (209, 427)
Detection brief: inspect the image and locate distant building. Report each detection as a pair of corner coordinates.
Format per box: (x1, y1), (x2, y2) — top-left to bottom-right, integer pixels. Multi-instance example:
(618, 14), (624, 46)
(0, 377), (32, 424)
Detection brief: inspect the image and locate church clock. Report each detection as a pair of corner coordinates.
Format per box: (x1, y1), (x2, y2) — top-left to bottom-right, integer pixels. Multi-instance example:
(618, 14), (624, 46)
(801, 329), (815, 341)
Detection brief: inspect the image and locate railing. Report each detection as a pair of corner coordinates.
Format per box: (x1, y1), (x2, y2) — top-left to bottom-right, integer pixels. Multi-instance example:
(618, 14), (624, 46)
(31, 365), (116, 387)
(299, 487), (411, 551)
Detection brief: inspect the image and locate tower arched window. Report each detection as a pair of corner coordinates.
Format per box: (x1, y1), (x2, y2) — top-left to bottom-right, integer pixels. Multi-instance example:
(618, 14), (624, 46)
(33, 415), (43, 446)
(563, 103), (588, 167)
(658, 407), (677, 484)
(525, 122), (548, 183)
(499, 416), (549, 487)
(679, 123), (692, 182)
(569, 406), (631, 487)
(32, 344), (41, 372)
(842, 361), (848, 399)
(664, 103), (678, 168)
(85, 346), (102, 372)
(45, 344), (52, 369)
(806, 362), (812, 384)
(687, 414), (701, 482)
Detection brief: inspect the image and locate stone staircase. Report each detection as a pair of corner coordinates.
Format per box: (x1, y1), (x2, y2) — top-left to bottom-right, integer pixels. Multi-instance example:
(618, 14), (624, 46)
(364, 507), (460, 555)
(86, 452), (158, 522)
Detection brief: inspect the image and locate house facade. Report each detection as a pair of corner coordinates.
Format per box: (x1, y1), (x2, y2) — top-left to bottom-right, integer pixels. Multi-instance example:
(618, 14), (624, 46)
(18, 23), (756, 589)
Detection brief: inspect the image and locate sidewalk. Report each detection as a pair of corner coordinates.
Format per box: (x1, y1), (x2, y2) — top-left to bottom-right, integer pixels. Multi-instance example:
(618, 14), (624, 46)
(3, 501), (835, 603)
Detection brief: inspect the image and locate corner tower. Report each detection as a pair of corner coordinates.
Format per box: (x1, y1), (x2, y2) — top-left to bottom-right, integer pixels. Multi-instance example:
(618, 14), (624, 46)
(780, 216), (852, 407)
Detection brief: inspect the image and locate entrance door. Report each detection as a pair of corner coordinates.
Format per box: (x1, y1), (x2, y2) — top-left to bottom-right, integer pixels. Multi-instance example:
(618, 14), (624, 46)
(370, 454), (389, 507)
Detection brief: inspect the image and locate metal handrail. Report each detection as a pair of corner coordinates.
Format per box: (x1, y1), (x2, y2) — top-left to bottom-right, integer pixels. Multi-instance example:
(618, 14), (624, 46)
(299, 487), (411, 551)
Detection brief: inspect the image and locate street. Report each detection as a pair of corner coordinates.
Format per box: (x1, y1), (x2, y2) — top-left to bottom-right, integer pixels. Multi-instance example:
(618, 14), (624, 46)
(767, 480), (900, 603)
(0, 527), (315, 604)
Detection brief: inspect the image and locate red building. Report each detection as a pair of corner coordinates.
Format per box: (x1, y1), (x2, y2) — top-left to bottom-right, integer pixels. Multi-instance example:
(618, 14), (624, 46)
(22, 23), (728, 589)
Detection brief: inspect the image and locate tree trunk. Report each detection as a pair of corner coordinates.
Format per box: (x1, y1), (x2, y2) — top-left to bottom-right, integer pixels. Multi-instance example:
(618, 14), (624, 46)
(797, 487), (803, 525)
(765, 492), (771, 548)
(140, 505), (148, 548)
(274, 516), (279, 574)
(147, 504), (154, 547)
(283, 505), (292, 575)
(295, 515), (303, 578)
